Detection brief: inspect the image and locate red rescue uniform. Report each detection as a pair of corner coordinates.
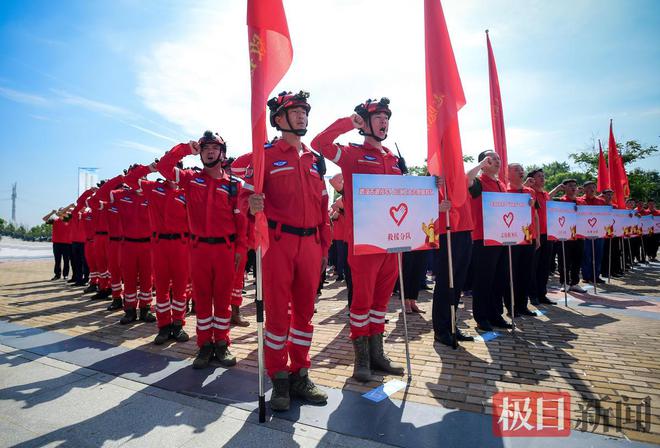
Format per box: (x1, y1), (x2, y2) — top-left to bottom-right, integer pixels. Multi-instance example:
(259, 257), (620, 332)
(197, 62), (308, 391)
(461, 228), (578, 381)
(239, 139), (330, 377)
(311, 117), (402, 339)
(157, 144), (247, 348)
(125, 165), (190, 329)
(93, 175), (125, 299)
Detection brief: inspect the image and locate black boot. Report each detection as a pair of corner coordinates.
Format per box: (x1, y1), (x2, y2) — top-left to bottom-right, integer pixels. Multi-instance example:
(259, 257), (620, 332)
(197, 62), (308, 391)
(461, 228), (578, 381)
(369, 333), (404, 375)
(213, 340), (236, 367)
(83, 284), (98, 294)
(139, 307), (156, 323)
(154, 324), (171, 345)
(119, 309), (137, 325)
(192, 342), (214, 369)
(106, 298), (123, 311)
(352, 336), (373, 382)
(91, 289), (111, 300)
(50, 275), (61, 281)
(270, 371), (290, 412)
(289, 368), (327, 404)
(230, 304), (250, 327)
(170, 320), (189, 342)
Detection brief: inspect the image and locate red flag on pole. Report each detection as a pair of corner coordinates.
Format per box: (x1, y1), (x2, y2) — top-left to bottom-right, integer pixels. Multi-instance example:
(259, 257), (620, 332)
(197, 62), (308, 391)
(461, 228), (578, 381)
(486, 30), (508, 184)
(247, 0), (293, 253)
(597, 139), (609, 192)
(607, 120), (629, 208)
(424, 0), (467, 206)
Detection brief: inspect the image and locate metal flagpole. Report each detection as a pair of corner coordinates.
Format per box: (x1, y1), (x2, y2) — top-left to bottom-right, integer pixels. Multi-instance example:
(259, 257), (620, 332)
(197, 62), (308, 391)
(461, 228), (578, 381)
(608, 236), (612, 284)
(620, 238), (626, 273)
(443, 184), (458, 349)
(396, 253), (413, 382)
(627, 238), (634, 270)
(507, 245), (515, 332)
(561, 240), (568, 306)
(255, 247), (266, 422)
(591, 239), (598, 295)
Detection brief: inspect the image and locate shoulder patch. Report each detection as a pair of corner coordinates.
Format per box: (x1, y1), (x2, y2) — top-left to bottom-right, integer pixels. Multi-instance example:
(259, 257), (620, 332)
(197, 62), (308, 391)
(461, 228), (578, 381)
(273, 160), (288, 167)
(363, 154), (377, 161)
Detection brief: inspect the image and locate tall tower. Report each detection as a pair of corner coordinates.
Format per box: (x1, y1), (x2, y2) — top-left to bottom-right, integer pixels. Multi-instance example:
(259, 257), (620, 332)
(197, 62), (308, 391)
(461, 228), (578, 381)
(11, 182), (16, 223)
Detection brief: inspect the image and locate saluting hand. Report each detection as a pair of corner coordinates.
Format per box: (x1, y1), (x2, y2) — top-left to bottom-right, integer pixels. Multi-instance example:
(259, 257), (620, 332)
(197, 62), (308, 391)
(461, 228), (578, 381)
(189, 140), (201, 155)
(350, 113), (365, 129)
(524, 177), (534, 188)
(248, 193), (265, 215)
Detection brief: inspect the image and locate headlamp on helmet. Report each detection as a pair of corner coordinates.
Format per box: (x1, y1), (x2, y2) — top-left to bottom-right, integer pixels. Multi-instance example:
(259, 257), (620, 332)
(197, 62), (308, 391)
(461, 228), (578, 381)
(267, 90), (311, 136)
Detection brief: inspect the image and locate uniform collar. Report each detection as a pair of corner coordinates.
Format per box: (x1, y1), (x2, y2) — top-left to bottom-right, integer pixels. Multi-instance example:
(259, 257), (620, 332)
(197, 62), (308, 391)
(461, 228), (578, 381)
(361, 141), (392, 157)
(275, 138), (310, 156)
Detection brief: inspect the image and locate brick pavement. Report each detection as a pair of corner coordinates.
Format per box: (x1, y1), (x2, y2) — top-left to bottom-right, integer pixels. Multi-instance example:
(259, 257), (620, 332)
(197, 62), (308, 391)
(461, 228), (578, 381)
(1, 259), (659, 444)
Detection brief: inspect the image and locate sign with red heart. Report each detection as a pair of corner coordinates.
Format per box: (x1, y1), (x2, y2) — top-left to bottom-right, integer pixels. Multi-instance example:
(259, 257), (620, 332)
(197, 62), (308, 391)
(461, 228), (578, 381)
(482, 192), (533, 246)
(502, 212), (514, 228)
(389, 203), (408, 226)
(576, 205), (613, 239)
(558, 216), (566, 227)
(587, 217), (597, 228)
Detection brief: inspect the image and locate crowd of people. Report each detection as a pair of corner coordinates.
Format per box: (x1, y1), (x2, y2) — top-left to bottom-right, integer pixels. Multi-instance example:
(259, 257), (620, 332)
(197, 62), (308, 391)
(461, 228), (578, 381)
(42, 91), (658, 413)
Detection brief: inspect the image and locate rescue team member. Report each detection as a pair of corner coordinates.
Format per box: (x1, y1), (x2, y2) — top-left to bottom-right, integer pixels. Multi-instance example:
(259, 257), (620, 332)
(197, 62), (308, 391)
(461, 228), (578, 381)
(431, 178), (474, 347)
(578, 181), (606, 283)
(552, 179), (586, 293)
(42, 206), (73, 281)
(647, 199), (659, 262)
(600, 189), (623, 277)
(103, 170), (156, 325)
(223, 154), (251, 327)
(89, 175), (126, 310)
(123, 163), (191, 345)
(70, 193), (92, 286)
(241, 91), (329, 411)
(466, 151), (513, 332)
(86, 183), (113, 300)
(526, 169), (557, 305)
(312, 97), (405, 382)
(82, 186), (101, 294)
(505, 163), (540, 316)
(635, 199), (651, 264)
(156, 131), (246, 369)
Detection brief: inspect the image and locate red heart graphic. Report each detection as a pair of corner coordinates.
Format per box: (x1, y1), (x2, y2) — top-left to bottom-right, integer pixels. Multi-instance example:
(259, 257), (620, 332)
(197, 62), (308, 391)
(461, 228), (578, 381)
(389, 203), (408, 226)
(588, 217), (597, 228)
(503, 212), (514, 228)
(558, 216), (566, 227)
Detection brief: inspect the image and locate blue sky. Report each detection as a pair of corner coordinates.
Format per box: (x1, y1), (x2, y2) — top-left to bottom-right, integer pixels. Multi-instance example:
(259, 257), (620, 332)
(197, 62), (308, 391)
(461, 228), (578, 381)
(1, 0), (659, 226)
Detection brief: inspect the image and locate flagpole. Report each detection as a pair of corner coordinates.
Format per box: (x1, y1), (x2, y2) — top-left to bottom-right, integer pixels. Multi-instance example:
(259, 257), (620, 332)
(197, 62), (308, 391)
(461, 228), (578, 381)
(591, 239), (598, 295)
(561, 240), (568, 306)
(443, 184), (458, 349)
(627, 238), (634, 270)
(507, 245), (515, 332)
(608, 236), (612, 284)
(255, 246), (266, 422)
(396, 253), (413, 382)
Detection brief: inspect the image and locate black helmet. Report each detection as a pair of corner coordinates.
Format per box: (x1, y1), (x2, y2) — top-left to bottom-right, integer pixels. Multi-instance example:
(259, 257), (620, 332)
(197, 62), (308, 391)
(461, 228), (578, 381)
(354, 97), (391, 141)
(267, 90), (311, 136)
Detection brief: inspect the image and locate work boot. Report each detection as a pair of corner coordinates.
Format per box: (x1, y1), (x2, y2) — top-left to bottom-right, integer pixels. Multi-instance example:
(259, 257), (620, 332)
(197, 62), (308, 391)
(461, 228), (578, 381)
(192, 342), (214, 369)
(213, 340), (236, 367)
(83, 284), (98, 294)
(106, 298), (123, 311)
(230, 304), (250, 327)
(290, 368), (328, 404)
(352, 336), (373, 382)
(50, 275), (61, 281)
(369, 333), (404, 375)
(170, 321), (189, 342)
(139, 307), (156, 323)
(154, 324), (171, 345)
(119, 308), (137, 325)
(270, 371), (290, 412)
(91, 289), (111, 300)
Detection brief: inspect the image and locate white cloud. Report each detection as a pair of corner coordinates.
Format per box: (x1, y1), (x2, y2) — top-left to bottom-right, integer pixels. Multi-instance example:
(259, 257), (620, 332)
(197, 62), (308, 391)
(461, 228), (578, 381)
(0, 86), (49, 106)
(53, 89), (135, 118)
(115, 140), (164, 155)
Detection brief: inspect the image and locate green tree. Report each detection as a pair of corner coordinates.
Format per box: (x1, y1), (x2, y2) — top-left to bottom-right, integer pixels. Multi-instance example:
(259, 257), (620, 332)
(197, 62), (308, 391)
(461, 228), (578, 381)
(569, 140), (658, 173)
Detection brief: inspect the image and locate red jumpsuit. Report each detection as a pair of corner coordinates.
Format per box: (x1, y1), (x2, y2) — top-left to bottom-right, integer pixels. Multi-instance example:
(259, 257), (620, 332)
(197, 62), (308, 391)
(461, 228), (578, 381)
(91, 176), (125, 300)
(157, 144), (247, 348)
(81, 195), (99, 286)
(229, 154), (255, 307)
(109, 186), (153, 311)
(311, 117), (402, 339)
(124, 165), (190, 329)
(85, 192), (111, 291)
(238, 140), (330, 377)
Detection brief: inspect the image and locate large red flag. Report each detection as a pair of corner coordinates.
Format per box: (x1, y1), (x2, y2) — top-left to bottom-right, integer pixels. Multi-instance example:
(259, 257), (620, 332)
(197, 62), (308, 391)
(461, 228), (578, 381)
(608, 120), (629, 208)
(486, 30), (508, 184)
(425, 0), (467, 206)
(247, 0), (292, 253)
(597, 139), (609, 192)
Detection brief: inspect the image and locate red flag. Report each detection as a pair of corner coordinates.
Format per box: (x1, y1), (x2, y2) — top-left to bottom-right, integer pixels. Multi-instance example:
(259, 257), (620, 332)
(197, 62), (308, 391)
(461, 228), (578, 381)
(597, 139), (609, 192)
(607, 120), (629, 208)
(486, 30), (508, 184)
(247, 0), (293, 253)
(424, 0), (467, 206)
